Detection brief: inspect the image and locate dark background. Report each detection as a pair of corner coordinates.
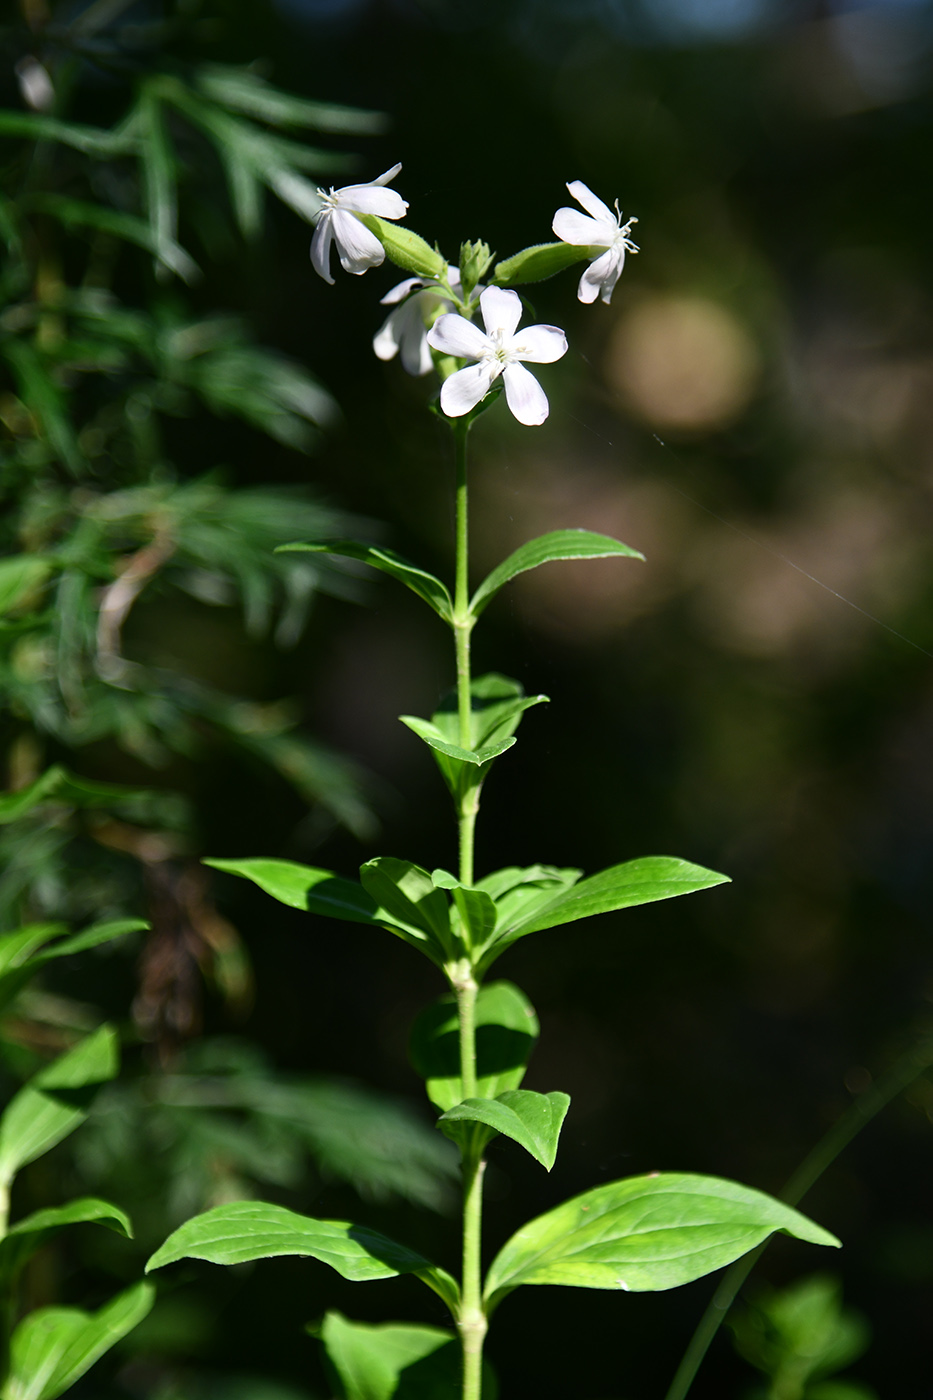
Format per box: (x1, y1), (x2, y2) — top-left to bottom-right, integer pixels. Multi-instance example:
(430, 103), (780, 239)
(16, 0), (933, 1396)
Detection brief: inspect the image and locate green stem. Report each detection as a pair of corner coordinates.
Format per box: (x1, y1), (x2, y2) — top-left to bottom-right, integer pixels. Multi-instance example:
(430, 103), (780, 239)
(663, 1035), (933, 1400)
(452, 417), (476, 889)
(459, 1144), (488, 1400)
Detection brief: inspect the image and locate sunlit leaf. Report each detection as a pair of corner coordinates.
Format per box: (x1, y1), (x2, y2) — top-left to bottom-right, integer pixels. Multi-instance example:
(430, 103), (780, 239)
(5, 1281), (155, 1400)
(0, 1198), (133, 1281)
(431, 870), (497, 952)
(277, 541), (454, 624)
(0, 556), (52, 616)
(439, 1090), (570, 1170)
(484, 1173), (840, 1311)
(317, 1310), (455, 1400)
(205, 857), (379, 922)
(470, 530), (644, 619)
(398, 716), (514, 767)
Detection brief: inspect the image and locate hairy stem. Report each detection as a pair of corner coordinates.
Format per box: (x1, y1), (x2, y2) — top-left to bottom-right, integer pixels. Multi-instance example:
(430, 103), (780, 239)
(663, 1035), (933, 1400)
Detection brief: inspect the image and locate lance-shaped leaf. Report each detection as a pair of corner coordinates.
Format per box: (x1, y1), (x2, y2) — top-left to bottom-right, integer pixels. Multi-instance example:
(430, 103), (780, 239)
(277, 540), (453, 624)
(492, 241), (605, 287)
(205, 856), (380, 923)
(0, 1199), (133, 1282)
(478, 856), (730, 973)
(398, 716), (515, 768)
(5, 1280), (155, 1400)
(25, 194), (199, 283)
(145, 1200), (459, 1313)
(316, 1311), (457, 1400)
(483, 1173), (841, 1312)
(0, 1026), (119, 1186)
(470, 529), (644, 619)
(439, 1090), (570, 1171)
(410, 981), (539, 1111)
(0, 919), (147, 1013)
(431, 869), (497, 953)
(476, 865), (583, 934)
(359, 858), (455, 962)
(0, 766), (147, 823)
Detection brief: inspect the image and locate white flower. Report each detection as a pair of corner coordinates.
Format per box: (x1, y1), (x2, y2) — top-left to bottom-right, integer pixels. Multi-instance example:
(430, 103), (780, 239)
(426, 286), (567, 427)
(552, 180), (639, 305)
(373, 267), (463, 377)
(310, 164), (408, 284)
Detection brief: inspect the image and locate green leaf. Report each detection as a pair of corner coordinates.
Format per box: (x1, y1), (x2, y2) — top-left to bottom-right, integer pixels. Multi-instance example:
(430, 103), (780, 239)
(138, 87), (180, 275)
(0, 111), (130, 156)
(439, 1090), (570, 1171)
(470, 530), (644, 619)
(0, 919), (146, 1013)
(476, 865), (583, 933)
(0, 556), (52, 616)
(431, 871), (497, 954)
(0, 1026), (119, 1186)
(491, 241), (606, 287)
(0, 1198), (133, 1281)
(205, 857), (380, 923)
(276, 541), (453, 624)
(25, 194), (198, 283)
(356, 216), (447, 279)
(0, 766), (148, 823)
(5, 1281), (155, 1400)
(483, 1173), (840, 1311)
(359, 858), (455, 962)
(410, 981), (539, 1111)
(0, 925), (66, 978)
(398, 716), (515, 767)
(317, 1311), (454, 1400)
(479, 856), (731, 972)
(145, 1201), (459, 1312)
(196, 64), (387, 134)
(0, 339), (81, 473)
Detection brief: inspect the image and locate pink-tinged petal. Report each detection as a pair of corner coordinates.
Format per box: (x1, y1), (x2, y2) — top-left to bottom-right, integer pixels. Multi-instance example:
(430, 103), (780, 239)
(340, 185), (408, 219)
(579, 246), (624, 305)
(380, 276), (425, 306)
(310, 213), (335, 284)
(552, 208), (612, 247)
(502, 362), (549, 426)
(427, 313), (489, 360)
(440, 363), (497, 418)
(373, 311), (401, 362)
(480, 286), (522, 338)
(332, 209), (386, 274)
(566, 180), (616, 225)
(509, 323), (568, 364)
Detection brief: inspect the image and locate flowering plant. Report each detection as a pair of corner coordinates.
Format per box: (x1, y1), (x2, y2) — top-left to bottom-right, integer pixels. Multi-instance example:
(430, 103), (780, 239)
(147, 165), (841, 1400)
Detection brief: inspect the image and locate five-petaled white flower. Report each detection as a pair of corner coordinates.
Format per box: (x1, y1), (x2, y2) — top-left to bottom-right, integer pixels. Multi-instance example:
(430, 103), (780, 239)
(427, 287), (567, 426)
(373, 267), (463, 377)
(552, 180), (639, 305)
(311, 164), (408, 284)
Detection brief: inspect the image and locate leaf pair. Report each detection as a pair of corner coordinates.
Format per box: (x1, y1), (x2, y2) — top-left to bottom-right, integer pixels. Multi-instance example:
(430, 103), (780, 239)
(279, 528), (643, 629)
(3, 1282), (154, 1400)
(0, 917), (147, 1013)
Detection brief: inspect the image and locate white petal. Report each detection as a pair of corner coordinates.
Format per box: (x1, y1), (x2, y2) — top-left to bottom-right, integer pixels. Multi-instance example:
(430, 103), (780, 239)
(567, 180), (616, 225)
(373, 311), (401, 362)
(372, 163), (402, 186)
(552, 207), (612, 248)
(480, 286), (522, 339)
(509, 323), (568, 364)
(396, 299), (435, 376)
(440, 363), (497, 417)
(502, 362), (549, 426)
(579, 246), (623, 305)
(332, 209), (386, 274)
(427, 313), (489, 360)
(339, 185), (408, 219)
(310, 213), (335, 284)
(380, 276), (425, 306)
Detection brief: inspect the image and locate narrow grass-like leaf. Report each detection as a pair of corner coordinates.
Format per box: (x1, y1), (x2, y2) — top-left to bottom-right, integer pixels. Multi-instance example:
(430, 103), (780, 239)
(0, 919), (144, 1014)
(317, 1310), (455, 1400)
(483, 1173), (841, 1311)
(25, 194), (198, 282)
(0, 1026), (119, 1185)
(5, 1281), (155, 1400)
(0, 111), (130, 156)
(410, 981), (539, 1111)
(440, 1090), (570, 1170)
(0, 766), (146, 823)
(196, 64), (386, 133)
(470, 529), (644, 618)
(492, 242), (606, 288)
(277, 541), (453, 624)
(0, 925), (66, 977)
(478, 856), (731, 972)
